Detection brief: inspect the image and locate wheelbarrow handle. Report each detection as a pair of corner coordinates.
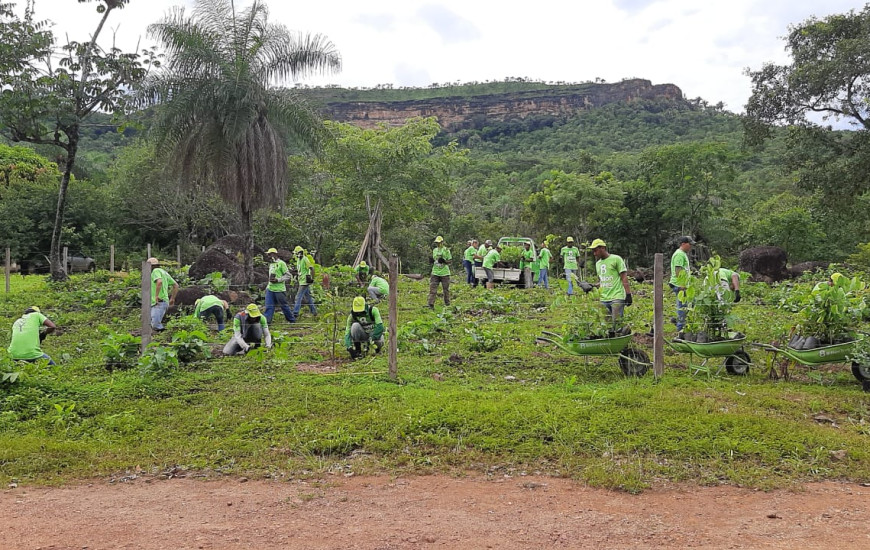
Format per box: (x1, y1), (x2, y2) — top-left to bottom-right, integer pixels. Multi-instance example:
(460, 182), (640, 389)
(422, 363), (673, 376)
(536, 336), (559, 346)
(541, 331), (562, 339)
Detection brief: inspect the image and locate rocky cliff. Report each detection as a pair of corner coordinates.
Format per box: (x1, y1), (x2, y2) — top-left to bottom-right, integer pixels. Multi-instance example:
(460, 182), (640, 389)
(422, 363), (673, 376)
(315, 79), (683, 131)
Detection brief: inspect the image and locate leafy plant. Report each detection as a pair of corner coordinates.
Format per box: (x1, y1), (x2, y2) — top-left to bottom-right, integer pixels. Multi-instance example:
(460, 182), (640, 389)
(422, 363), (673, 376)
(472, 294), (517, 315)
(465, 327), (503, 352)
(198, 271), (230, 293)
(170, 330), (211, 364)
(138, 345), (179, 377)
(498, 246), (522, 267)
(100, 332), (142, 370)
(679, 257), (739, 341)
(794, 275), (867, 344)
(561, 289), (621, 341)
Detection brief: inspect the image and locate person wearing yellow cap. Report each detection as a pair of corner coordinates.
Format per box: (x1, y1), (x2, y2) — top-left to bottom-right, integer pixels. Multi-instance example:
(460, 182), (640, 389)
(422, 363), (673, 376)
(8, 306), (56, 365)
(589, 239), (632, 322)
(428, 236), (452, 309)
(560, 237), (581, 295)
(344, 296), (385, 359)
(264, 248), (293, 323)
(223, 304), (272, 355)
(291, 245), (317, 321)
(147, 257), (178, 331)
(194, 295), (230, 331)
(353, 261), (370, 287)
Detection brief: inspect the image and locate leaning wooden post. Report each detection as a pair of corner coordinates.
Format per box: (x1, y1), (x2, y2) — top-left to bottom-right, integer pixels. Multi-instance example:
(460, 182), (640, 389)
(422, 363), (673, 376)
(62, 246), (68, 276)
(5, 248), (10, 294)
(176, 244), (182, 266)
(110, 244), (115, 273)
(653, 253), (664, 378)
(141, 260), (152, 353)
(388, 254), (399, 381)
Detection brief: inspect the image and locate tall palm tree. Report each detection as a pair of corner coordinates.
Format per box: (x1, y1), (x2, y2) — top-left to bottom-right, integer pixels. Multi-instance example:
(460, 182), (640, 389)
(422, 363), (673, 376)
(143, 0), (341, 282)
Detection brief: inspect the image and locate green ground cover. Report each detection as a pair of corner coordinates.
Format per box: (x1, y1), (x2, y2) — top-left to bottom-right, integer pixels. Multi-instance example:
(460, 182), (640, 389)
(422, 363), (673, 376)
(1, 271), (869, 492)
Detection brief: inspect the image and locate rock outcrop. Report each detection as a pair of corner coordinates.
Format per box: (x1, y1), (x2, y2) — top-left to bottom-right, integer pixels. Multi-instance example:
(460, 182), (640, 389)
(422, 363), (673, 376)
(739, 246), (789, 283)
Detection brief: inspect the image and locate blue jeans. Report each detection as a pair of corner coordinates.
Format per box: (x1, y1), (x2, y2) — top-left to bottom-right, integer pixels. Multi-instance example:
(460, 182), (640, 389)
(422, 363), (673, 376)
(670, 283), (687, 330)
(292, 285), (317, 319)
(463, 259), (474, 285)
(151, 300), (169, 330)
(265, 289), (293, 323)
(537, 268), (549, 289)
(565, 269), (576, 295)
(198, 304), (226, 331)
(602, 299), (626, 321)
(19, 353), (55, 366)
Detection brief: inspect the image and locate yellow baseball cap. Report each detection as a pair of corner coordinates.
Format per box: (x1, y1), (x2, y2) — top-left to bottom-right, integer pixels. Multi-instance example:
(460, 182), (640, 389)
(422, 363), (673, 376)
(434, 236), (444, 243)
(566, 237), (574, 243)
(352, 296), (366, 312)
(266, 247), (278, 254)
(26, 306), (41, 314)
(359, 261), (367, 268)
(245, 304), (262, 317)
(293, 246), (304, 253)
(589, 238), (607, 249)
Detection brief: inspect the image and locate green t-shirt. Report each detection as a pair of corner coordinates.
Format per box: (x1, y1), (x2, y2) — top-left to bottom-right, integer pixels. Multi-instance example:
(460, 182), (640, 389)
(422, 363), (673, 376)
(483, 249), (500, 269)
(194, 295), (225, 317)
(296, 256), (313, 286)
(432, 246), (452, 276)
(464, 246), (476, 262)
(519, 248), (536, 270)
(268, 259), (289, 293)
(232, 312), (268, 334)
(561, 246), (581, 270)
(370, 275), (389, 294)
(344, 306), (385, 346)
(669, 248), (690, 286)
(718, 268), (735, 286)
(150, 267), (176, 306)
(596, 254), (628, 302)
(354, 265), (369, 279)
(537, 248), (552, 269)
(8, 312), (47, 360)
(475, 244), (487, 261)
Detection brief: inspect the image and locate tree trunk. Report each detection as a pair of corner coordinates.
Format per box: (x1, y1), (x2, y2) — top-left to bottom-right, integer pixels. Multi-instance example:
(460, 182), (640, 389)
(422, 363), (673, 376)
(242, 207), (254, 284)
(50, 136), (77, 281)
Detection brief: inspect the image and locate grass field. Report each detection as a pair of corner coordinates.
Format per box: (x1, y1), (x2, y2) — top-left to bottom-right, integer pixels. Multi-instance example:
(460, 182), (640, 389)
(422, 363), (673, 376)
(1, 270), (869, 492)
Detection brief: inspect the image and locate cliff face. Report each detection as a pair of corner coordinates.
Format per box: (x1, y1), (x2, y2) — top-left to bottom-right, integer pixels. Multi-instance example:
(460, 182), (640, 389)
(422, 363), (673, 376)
(319, 79), (683, 131)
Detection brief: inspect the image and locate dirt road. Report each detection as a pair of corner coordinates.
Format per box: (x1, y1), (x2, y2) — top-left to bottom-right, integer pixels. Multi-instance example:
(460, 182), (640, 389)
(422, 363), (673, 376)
(3, 475), (869, 549)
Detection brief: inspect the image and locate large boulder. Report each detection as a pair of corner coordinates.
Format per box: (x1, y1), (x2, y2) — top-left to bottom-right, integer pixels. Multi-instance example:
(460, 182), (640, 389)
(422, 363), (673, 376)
(188, 235), (269, 284)
(788, 261), (830, 279)
(739, 246), (789, 282)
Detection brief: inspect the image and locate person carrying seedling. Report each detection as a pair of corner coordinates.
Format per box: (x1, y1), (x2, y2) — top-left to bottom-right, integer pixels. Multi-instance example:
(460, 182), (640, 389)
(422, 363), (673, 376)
(194, 295), (230, 331)
(482, 244), (502, 289)
(537, 241), (551, 289)
(472, 239), (491, 288)
(463, 239), (478, 286)
(561, 237), (581, 295)
(291, 245), (317, 321)
(264, 248), (293, 323)
(344, 296), (385, 360)
(428, 236), (452, 309)
(7, 306), (56, 365)
(589, 239), (632, 322)
(716, 267), (741, 303)
(669, 236), (694, 331)
(367, 273), (389, 303)
(353, 261), (370, 287)
(147, 257), (178, 331)
(223, 304), (272, 356)
(519, 242), (536, 284)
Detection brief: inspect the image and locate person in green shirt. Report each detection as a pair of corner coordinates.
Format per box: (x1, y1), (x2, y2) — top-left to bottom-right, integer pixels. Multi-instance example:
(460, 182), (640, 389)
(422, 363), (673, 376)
(715, 267), (742, 303)
(291, 246), (317, 321)
(265, 248), (293, 323)
(536, 241), (552, 289)
(589, 239), (632, 322)
(147, 257), (178, 331)
(560, 237), (582, 295)
(669, 236), (694, 331)
(519, 242), (536, 286)
(223, 304), (272, 355)
(428, 235), (452, 309)
(354, 261), (370, 287)
(194, 295), (230, 331)
(344, 296), (385, 360)
(482, 244), (502, 289)
(472, 239), (491, 288)
(7, 306), (56, 365)
(367, 274), (389, 303)
(463, 239), (478, 286)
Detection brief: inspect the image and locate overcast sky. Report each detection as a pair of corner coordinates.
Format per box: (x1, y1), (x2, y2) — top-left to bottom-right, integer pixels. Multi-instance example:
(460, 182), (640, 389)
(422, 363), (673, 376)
(23, 0), (863, 114)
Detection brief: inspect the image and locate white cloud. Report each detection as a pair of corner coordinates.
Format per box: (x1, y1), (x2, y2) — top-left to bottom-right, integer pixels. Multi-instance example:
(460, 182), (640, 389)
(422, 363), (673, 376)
(20, 0), (865, 114)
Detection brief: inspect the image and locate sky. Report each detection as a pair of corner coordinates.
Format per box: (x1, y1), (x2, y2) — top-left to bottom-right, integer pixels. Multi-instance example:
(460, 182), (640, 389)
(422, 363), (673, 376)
(20, 0), (864, 114)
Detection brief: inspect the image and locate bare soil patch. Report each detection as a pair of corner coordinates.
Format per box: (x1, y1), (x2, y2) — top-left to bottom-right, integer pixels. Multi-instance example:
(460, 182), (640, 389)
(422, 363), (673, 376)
(3, 475), (869, 549)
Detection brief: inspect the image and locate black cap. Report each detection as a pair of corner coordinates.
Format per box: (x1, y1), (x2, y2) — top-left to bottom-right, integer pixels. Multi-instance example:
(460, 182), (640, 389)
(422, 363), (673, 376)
(679, 236), (696, 245)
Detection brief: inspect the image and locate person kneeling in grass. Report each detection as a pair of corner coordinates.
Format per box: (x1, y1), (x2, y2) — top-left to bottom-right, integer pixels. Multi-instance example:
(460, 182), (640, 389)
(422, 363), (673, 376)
(223, 304), (272, 356)
(8, 306), (56, 365)
(367, 274), (389, 303)
(344, 296), (384, 360)
(194, 295), (230, 331)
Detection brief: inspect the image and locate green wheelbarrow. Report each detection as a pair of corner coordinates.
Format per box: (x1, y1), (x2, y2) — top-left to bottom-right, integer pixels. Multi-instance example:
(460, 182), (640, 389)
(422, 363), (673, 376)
(536, 331), (651, 377)
(753, 338), (870, 385)
(668, 334), (752, 376)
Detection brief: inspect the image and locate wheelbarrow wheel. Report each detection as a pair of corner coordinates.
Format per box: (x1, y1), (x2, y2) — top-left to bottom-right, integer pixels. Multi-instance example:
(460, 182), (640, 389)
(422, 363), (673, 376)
(851, 362), (870, 382)
(618, 347), (650, 377)
(724, 350), (751, 376)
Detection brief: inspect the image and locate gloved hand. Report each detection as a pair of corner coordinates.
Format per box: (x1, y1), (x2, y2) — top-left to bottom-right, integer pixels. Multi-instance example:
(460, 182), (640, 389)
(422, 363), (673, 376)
(624, 293), (633, 306)
(734, 290), (741, 303)
(348, 347), (360, 360)
(241, 343), (250, 353)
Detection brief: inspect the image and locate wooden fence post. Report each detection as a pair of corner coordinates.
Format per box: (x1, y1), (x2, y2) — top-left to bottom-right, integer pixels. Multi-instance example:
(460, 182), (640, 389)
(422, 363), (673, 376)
(62, 246), (68, 276)
(388, 254), (399, 381)
(141, 260), (152, 353)
(177, 244), (182, 266)
(654, 253), (664, 378)
(110, 244), (115, 273)
(5, 248), (10, 294)
(147, 243), (152, 259)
